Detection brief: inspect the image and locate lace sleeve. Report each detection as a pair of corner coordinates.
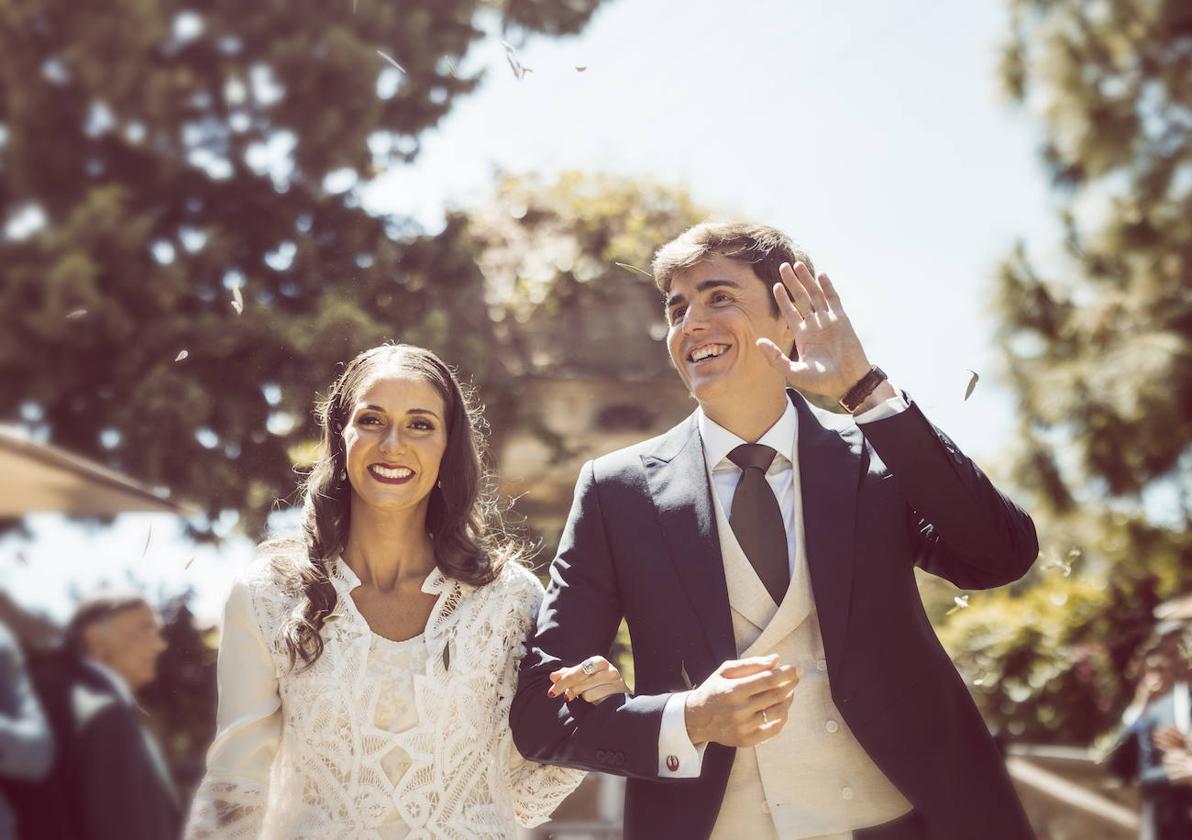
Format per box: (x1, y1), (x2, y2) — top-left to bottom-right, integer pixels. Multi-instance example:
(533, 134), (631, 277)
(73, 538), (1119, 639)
(184, 573), (283, 839)
(497, 568), (586, 827)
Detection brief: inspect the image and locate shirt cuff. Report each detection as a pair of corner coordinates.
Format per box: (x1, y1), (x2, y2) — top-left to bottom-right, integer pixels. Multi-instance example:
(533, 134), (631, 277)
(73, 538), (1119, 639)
(1122, 704), (1143, 727)
(852, 386), (909, 425)
(658, 692), (705, 778)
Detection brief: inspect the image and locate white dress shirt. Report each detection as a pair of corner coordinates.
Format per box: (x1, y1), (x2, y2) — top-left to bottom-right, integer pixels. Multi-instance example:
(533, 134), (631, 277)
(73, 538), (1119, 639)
(83, 658), (136, 706)
(656, 390), (910, 778)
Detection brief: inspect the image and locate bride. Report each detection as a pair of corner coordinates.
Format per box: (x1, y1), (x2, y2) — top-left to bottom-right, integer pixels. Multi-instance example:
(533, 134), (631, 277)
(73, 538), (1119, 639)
(185, 344), (625, 839)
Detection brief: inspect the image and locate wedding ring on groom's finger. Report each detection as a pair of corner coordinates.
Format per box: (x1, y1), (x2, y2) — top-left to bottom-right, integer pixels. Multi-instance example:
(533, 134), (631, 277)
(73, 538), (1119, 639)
(762, 710), (768, 724)
(580, 657), (598, 676)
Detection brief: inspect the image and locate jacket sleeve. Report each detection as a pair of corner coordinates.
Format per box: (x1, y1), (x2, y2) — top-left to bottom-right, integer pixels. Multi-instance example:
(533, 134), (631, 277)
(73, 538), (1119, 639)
(509, 461), (671, 780)
(1103, 725), (1140, 782)
(497, 574), (587, 827)
(859, 401), (1039, 590)
(184, 578), (281, 840)
(0, 627), (54, 781)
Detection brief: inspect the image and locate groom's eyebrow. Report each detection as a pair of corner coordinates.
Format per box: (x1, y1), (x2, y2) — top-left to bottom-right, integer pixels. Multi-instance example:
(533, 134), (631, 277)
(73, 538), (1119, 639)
(664, 278), (742, 310)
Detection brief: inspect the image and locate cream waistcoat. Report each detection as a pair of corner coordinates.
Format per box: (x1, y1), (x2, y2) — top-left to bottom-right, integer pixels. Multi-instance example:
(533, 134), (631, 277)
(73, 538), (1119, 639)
(707, 464), (911, 840)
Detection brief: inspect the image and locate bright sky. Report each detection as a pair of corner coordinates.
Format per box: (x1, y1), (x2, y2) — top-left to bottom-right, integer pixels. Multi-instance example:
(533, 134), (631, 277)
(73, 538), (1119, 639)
(2, 0), (1061, 625)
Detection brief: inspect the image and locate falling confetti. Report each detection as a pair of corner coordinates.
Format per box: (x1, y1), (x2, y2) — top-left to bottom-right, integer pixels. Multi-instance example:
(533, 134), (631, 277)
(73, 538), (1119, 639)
(376, 50), (406, 74)
(575, 66), (588, 72)
(141, 524), (153, 560)
(66, 309), (88, 319)
(174, 349), (189, 362)
(1040, 547), (1080, 577)
(446, 59), (458, 78)
(964, 369), (979, 401)
(614, 261), (653, 279)
(231, 285), (244, 315)
(184, 555), (196, 571)
(501, 40), (531, 80)
(945, 594), (970, 615)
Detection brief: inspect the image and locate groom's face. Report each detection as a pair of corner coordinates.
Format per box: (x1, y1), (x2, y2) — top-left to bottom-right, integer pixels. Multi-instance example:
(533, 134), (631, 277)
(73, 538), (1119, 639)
(665, 253), (793, 409)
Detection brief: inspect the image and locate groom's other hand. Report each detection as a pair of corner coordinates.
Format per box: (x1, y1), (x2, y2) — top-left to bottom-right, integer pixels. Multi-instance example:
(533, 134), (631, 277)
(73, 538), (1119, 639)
(684, 655), (799, 748)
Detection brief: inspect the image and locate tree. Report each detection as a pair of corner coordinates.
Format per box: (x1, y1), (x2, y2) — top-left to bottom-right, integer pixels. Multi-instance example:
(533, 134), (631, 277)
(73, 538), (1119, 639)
(935, 0), (1192, 744)
(0, 0), (604, 536)
(140, 591), (218, 799)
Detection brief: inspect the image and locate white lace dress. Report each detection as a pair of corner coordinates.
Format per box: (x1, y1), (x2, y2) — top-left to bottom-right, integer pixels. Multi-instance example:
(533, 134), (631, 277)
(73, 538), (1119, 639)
(184, 547), (584, 839)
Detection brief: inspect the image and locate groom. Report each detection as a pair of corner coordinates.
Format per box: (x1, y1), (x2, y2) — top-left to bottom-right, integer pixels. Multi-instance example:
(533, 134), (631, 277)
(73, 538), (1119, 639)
(510, 222), (1037, 839)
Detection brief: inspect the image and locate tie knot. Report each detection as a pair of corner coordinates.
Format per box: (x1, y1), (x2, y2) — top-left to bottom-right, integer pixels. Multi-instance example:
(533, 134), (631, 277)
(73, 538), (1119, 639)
(728, 443), (777, 473)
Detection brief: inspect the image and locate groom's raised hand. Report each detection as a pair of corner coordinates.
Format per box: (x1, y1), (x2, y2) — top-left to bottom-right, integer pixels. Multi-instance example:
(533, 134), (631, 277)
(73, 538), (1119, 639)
(684, 655), (799, 748)
(757, 262), (895, 411)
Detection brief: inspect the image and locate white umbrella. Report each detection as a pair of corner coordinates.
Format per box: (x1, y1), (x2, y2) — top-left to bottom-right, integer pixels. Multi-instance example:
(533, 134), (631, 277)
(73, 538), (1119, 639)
(0, 426), (186, 516)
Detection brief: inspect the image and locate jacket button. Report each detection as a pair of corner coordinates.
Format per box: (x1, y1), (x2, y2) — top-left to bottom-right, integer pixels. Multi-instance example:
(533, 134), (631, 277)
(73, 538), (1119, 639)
(825, 720), (839, 734)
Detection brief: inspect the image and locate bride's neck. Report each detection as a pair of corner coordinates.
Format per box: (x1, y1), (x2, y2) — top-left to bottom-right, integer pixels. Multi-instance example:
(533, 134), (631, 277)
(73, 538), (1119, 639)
(341, 499), (435, 593)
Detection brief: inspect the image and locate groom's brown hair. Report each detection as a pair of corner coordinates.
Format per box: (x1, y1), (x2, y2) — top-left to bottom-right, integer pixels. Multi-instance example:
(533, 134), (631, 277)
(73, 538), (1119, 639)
(650, 221), (816, 318)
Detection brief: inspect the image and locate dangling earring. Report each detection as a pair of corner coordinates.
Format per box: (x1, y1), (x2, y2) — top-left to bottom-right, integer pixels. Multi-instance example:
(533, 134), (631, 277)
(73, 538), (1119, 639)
(339, 467), (348, 483)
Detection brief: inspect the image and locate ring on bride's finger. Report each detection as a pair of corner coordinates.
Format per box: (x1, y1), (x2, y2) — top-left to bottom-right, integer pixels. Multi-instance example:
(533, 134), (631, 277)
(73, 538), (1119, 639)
(762, 710), (768, 724)
(580, 658), (598, 676)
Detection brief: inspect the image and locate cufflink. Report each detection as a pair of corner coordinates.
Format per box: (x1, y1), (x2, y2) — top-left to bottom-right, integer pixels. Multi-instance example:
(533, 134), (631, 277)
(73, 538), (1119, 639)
(666, 755), (679, 772)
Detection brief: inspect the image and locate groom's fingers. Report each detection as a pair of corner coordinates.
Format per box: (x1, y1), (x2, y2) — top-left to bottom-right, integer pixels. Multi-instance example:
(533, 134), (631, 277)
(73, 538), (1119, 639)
(752, 693), (796, 742)
(757, 338), (810, 386)
(780, 262), (816, 317)
(794, 261), (830, 313)
(772, 280), (803, 330)
(745, 682), (798, 716)
(728, 665), (799, 699)
(719, 655), (780, 679)
(820, 272), (843, 312)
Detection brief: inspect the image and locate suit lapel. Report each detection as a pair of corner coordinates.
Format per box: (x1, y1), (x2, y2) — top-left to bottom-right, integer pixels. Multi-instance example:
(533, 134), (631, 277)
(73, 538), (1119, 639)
(644, 414), (736, 665)
(793, 391), (863, 675)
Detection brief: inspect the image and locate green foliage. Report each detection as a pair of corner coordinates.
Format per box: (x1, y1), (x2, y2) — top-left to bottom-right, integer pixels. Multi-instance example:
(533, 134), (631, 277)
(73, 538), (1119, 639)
(995, 0), (1192, 503)
(140, 593), (217, 798)
(0, 0), (604, 536)
(932, 0), (1192, 744)
(463, 170), (706, 381)
(936, 507), (1192, 744)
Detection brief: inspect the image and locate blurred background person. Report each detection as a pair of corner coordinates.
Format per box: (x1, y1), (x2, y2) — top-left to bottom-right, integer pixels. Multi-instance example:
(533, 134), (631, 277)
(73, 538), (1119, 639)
(1105, 626), (1192, 840)
(0, 619), (53, 840)
(21, 593), (180, 840)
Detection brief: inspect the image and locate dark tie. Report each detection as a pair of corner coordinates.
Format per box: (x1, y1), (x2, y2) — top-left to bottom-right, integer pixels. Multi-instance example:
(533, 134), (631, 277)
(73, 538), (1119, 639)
(727, 444), (790, 604)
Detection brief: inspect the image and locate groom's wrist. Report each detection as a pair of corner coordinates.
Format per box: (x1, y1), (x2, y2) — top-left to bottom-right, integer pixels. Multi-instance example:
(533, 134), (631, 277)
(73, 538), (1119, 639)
(683, 691), (708, 745)
(850, 379), (897, 415)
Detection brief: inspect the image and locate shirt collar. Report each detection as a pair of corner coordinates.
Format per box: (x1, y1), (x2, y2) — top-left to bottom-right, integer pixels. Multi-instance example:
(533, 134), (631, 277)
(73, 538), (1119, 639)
(83, 658), (135, 705)
(697, 397), (798, 472)
(331, 556), (448, 598)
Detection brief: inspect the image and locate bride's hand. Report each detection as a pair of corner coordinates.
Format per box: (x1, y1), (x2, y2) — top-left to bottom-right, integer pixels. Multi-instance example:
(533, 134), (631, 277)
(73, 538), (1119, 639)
(548, 656), (627, 705)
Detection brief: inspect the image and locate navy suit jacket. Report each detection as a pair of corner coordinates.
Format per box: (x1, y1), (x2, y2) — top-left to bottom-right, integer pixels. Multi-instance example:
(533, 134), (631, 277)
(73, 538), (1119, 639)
(510, 391), (1038, 839)
(4, 655), (181, 840)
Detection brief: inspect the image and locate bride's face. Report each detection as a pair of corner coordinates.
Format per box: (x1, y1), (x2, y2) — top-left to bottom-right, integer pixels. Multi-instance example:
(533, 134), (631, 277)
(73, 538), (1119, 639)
(342, 371), (448, 516)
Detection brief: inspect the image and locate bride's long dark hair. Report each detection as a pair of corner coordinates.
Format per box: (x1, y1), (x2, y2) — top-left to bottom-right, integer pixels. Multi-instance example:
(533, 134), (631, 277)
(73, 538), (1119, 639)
(273, 343), (514, 671)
